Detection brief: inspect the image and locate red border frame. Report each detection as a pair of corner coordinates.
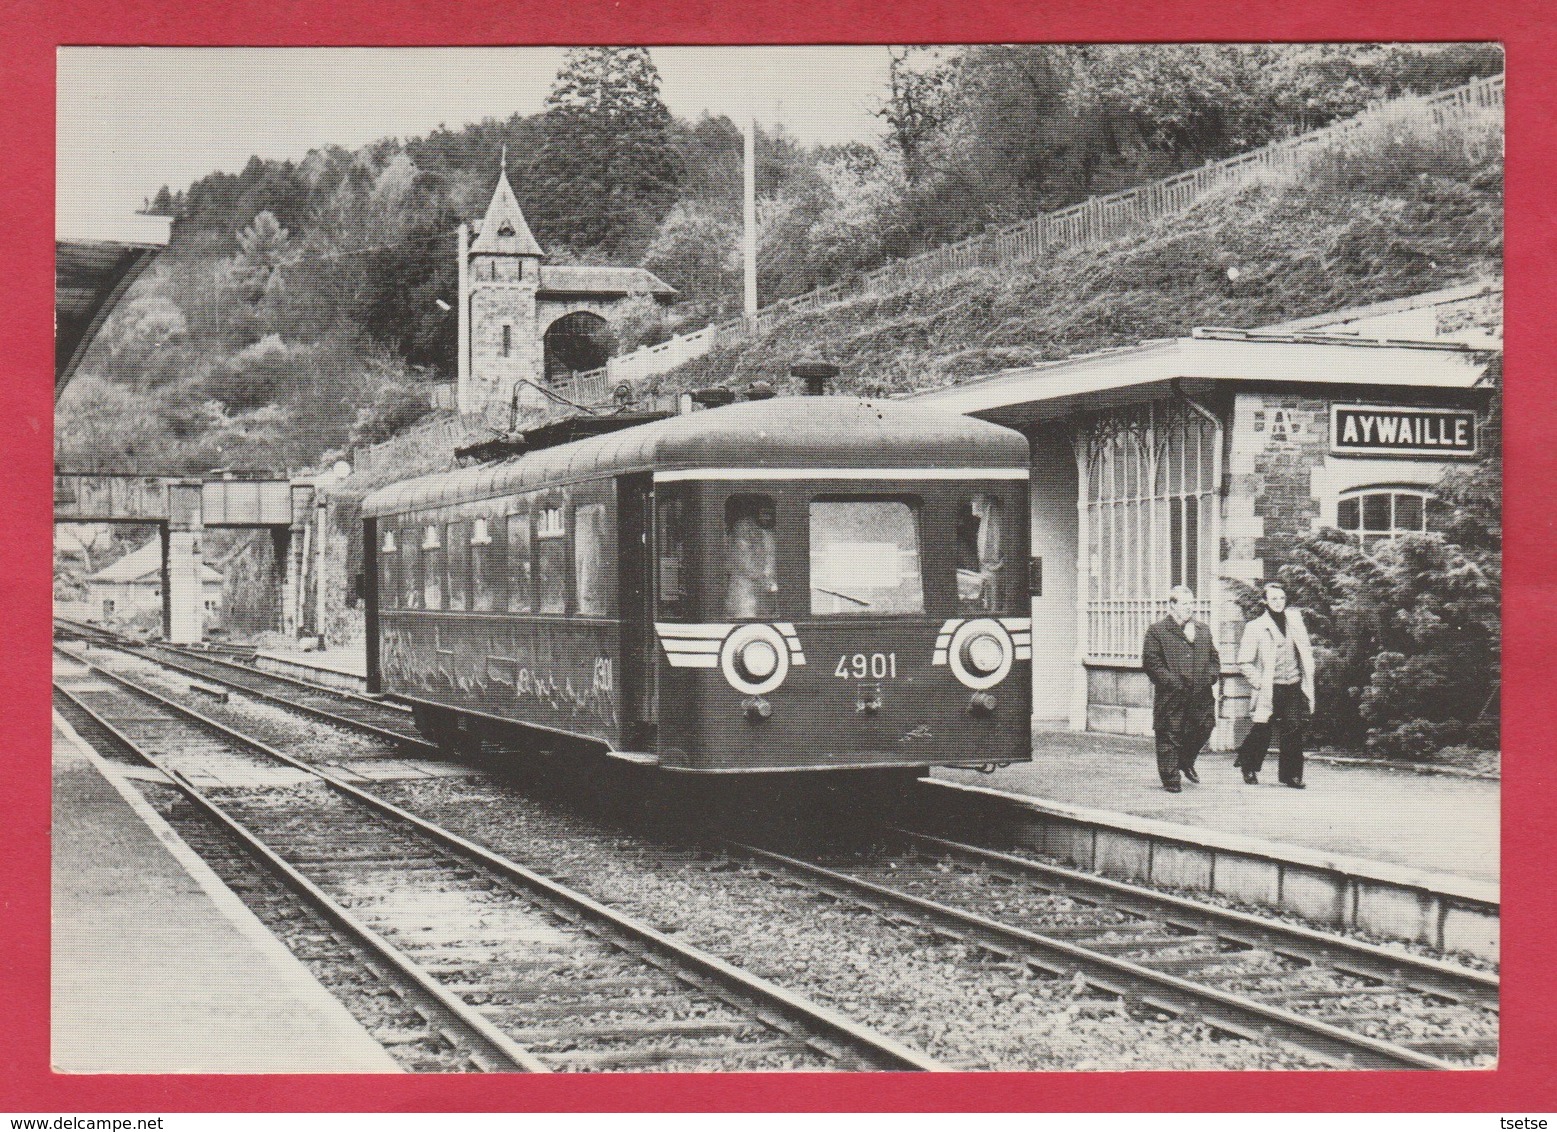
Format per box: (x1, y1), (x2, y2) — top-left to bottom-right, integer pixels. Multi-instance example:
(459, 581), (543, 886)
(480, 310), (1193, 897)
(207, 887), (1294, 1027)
(8, 2), (1552, 1112)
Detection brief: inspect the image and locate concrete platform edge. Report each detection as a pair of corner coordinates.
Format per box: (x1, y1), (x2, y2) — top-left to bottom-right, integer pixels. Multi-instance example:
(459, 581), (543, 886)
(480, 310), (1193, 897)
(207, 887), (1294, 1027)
(255, 650), (368, 693)
(52, 710), (402, 1073)
(926, 778), (1500, 961)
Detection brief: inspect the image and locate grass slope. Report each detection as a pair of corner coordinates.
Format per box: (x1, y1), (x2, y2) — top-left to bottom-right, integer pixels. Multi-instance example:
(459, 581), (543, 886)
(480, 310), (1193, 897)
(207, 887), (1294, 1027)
(648, 137), (1502, 398)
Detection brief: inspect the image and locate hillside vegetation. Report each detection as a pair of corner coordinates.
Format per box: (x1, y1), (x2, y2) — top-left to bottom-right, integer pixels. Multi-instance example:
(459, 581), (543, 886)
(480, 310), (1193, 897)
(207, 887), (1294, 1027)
(54, 44), (1501, 477)
(649, 114), (1503, 398)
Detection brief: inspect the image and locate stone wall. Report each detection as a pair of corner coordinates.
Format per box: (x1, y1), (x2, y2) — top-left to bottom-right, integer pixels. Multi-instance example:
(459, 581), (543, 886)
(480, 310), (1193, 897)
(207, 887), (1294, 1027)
(468, 279), (541, 427)
(1227, 389), (1363, 585)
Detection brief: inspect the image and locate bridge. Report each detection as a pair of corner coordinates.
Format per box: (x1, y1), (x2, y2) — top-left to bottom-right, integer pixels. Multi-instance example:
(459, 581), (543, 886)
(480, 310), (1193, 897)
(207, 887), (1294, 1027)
(54, 472), (316, 644)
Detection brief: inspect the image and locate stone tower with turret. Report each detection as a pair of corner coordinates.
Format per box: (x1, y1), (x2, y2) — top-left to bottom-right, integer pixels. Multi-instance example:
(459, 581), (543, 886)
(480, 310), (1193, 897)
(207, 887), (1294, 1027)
(458, 161), (546, 427)
(457, 162), (679, 427)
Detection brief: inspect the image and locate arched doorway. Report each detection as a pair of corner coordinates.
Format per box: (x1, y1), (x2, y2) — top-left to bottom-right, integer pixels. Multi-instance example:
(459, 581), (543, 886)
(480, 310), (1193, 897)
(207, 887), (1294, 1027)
(544, 311), (616, 383)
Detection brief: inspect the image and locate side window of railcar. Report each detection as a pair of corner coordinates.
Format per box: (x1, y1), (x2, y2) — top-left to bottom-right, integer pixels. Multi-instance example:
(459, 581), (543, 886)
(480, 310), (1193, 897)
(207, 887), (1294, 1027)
(422, 525), (444, 610)
(446, 520), (470, 612)
(574, 502), (610, 617)
(471, 518), (500, 612)
(724, 494), (778, 619)
(656, 491), (692, 619)
(809, 497), (925, 616)
(956, 493), (1006, 613)
(379, 528), (398, 610)
(506, 510), (532, 613)
(536, 504), (568, 614)
(402, 526), (421, 609)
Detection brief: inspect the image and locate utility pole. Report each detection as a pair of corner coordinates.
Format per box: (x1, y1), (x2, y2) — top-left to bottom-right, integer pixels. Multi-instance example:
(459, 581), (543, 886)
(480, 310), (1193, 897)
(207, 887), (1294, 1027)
(743, 114), (758, 320)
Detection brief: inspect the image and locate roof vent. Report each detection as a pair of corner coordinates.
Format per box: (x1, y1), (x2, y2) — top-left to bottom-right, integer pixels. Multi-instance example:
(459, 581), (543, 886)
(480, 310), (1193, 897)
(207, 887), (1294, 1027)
(746, 380), (776, 401)
(791, 361), (839, 396)
(691, 386), (735, 409)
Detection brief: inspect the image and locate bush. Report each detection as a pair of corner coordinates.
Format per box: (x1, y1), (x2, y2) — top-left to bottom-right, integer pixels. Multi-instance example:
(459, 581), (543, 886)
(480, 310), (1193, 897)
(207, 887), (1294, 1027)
(348, 380), (433, 448)
(1233, 528), (1499, 758)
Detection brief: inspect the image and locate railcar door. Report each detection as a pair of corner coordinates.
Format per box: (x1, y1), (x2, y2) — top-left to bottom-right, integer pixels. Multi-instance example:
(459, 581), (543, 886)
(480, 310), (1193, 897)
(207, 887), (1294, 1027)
(616, 473), (656, 750)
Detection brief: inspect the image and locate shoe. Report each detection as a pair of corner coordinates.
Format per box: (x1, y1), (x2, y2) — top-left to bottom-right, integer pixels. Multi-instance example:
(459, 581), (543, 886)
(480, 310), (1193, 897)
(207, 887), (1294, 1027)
(1281, 778), (1306, 789)
(1164, 783), (1182, 793)
(1242, 770), (1259, 785)
(1181, 766), (1200, 784)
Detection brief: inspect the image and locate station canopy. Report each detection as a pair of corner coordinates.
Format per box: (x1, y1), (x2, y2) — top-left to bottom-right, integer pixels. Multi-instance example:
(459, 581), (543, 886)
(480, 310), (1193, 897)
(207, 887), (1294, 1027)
(56, 209), (172, 398)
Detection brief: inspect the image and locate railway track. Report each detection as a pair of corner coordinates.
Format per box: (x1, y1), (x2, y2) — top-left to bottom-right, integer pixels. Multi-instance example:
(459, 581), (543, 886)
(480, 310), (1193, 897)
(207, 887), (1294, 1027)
(142, 642), (432, 750)
(723, 831), (1497, 1070)
(52, 650), (943, 1072)
(52, 623), (1499, 1070)
(54, 620), (431, 752)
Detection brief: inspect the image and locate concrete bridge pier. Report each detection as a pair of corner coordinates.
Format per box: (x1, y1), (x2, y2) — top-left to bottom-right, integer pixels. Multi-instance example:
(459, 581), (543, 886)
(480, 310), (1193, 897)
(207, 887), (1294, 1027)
(162, 482), (205, 645)
(281, 484), (314, 637)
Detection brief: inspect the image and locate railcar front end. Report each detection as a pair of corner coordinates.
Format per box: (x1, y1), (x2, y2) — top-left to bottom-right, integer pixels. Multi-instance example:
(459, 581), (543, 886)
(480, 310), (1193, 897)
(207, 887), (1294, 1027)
(648, 469), (1031, 774)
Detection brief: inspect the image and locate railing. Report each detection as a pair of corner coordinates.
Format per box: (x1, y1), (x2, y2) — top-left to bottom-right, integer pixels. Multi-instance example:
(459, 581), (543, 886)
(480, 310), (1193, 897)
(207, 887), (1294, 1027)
(351, 414), (473, 483)
(557, 72), (1502, 411)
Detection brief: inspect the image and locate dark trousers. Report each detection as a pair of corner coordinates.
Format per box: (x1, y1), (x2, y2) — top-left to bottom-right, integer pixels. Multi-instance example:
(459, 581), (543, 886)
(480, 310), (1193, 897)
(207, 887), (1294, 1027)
(1236, 682), (1309, 782)
(1155, 696), (1215, 788)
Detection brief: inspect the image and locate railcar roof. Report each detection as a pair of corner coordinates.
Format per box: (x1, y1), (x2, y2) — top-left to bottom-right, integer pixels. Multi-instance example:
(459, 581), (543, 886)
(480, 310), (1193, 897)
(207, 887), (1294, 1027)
(361, 397), (1029, 518)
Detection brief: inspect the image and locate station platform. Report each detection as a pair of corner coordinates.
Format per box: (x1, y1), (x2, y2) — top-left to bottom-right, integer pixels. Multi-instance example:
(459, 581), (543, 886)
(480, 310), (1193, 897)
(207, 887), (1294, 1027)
(51, 712), (400, 1073)
(254, 642), (368, 693)
(935, 729), (1498, 887)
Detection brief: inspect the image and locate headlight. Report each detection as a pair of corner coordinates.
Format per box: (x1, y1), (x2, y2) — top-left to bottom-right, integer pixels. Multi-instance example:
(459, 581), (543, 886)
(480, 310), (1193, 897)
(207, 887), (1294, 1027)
(719, 623), (791, 695)
(739, 638), (780, 680)
(963, 633), (1005, 675)
(946, 618), (1014, 690)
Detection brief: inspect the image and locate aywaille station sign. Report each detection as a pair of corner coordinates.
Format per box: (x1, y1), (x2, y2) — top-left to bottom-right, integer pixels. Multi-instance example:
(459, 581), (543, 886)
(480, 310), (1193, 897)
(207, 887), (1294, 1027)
(1329, 404), (1478, 458)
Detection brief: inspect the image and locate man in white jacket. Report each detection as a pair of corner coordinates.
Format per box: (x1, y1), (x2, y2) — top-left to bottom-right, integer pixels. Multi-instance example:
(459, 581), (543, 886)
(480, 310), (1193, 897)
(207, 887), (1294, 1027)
(1234, 582), (1316, 789)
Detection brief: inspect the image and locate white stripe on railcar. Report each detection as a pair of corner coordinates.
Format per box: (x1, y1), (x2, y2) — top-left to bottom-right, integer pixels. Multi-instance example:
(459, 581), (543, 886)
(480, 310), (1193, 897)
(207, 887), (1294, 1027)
(653, 467), (1026, 483)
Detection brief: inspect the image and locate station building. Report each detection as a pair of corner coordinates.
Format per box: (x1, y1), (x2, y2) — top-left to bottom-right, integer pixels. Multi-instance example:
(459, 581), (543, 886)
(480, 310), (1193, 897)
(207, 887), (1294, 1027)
(85, 536), (224, 628)
(911, 281), (1500, 748)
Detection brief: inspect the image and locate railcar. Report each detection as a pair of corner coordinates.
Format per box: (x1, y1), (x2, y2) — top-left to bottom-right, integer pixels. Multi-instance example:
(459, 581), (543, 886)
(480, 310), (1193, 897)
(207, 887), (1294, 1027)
(360, 395), (1032, 775)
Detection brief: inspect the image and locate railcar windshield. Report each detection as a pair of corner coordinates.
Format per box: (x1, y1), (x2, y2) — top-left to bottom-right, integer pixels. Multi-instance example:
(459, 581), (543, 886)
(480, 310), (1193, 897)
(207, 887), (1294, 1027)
(809, 497), (925, 616)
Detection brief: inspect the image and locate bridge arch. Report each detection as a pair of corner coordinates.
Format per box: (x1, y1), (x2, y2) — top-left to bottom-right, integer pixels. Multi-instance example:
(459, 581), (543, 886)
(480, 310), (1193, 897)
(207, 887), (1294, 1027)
(543, 310), (616, 383)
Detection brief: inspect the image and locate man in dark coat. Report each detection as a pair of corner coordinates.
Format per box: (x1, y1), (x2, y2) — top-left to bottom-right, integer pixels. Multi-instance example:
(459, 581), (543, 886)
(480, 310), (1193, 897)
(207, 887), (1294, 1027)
(1141, 585), (1221, 792)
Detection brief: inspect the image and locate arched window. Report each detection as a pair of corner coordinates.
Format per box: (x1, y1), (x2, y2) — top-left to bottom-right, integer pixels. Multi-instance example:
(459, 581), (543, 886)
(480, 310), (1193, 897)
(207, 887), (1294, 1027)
(1082, 402), (1219, 664)
(1336, 486), (1433, 548)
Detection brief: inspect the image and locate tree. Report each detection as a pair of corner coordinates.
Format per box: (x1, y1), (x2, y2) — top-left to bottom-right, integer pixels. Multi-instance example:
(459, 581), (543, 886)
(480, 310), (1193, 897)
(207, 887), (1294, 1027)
(876, 46), (958, 184)
(527, 47), (682, 260)
(225, 210), (299, 307)
(55, 375), (179, 472)
(1433, 357), (1501, 555)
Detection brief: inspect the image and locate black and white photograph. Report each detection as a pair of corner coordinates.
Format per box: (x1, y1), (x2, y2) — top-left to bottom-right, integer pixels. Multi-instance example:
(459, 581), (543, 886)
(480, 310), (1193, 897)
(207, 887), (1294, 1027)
(51, 43), (1503, 1077)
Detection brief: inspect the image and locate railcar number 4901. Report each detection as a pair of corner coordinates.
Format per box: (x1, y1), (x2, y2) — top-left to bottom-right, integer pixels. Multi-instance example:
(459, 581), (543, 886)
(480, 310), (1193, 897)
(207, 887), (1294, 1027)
(836, 652), (898, 679)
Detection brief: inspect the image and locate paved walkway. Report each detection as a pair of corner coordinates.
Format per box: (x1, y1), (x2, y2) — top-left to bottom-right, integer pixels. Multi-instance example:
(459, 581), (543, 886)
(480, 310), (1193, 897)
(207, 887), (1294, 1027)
(52, 714), (399, 1073)
(936, 730), (1499, 886)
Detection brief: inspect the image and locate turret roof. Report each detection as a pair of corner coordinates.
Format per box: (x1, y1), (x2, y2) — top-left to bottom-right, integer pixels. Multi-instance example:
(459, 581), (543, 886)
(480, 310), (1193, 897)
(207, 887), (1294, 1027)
(470, 166), (544, 257)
